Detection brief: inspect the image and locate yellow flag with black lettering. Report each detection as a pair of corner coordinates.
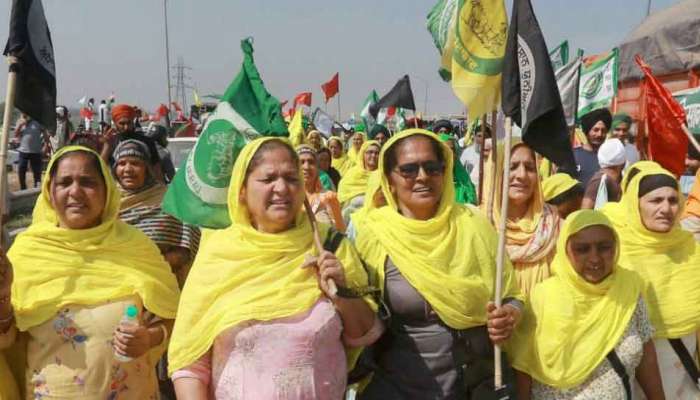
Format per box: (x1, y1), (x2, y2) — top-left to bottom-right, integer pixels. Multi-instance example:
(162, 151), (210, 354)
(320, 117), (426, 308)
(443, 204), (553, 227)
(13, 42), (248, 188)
(427, 0), (506, 120)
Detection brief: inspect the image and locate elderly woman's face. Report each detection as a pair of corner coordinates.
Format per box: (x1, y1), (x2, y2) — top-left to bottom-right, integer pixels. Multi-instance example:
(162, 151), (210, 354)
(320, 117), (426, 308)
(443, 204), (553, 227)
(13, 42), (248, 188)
(328, 140), (343, 158)
(299, 152), (318, 186)
(241, 146), (303, 233)
(567, 225), (616, 284)
(352, 134), (364, 150)
(508, 145), (538, 206)
(309, 133), (321, 148)
(387, 137), (445, 220)
(639, 186), (679, 233)
(115, 156), (147, 191)
(50, 153), (107, 230)
(364, 145), (380, 171)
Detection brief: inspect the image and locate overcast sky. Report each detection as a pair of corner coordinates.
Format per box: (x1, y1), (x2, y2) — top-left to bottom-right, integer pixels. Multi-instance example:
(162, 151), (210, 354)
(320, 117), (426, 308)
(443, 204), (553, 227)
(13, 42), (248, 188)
(0, 0), (680, 119)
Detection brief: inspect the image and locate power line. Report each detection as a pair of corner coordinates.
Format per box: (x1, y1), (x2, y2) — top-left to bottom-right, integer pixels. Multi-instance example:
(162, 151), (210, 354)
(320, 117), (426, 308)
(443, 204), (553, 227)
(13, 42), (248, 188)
(171, 56), (194, 113)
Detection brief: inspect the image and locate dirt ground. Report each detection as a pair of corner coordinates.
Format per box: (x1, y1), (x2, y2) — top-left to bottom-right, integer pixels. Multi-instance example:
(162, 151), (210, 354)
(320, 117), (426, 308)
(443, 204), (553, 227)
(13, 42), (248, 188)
(7, 168), (41, 192)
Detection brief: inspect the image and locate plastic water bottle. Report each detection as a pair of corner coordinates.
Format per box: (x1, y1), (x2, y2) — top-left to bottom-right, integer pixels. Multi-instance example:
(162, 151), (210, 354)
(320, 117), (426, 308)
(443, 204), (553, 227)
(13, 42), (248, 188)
(114, 304), (139, 362)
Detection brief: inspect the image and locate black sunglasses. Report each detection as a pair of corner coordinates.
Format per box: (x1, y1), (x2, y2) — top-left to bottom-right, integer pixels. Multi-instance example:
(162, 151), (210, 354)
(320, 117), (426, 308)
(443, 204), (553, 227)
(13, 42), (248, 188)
(394, 160), (445, 179)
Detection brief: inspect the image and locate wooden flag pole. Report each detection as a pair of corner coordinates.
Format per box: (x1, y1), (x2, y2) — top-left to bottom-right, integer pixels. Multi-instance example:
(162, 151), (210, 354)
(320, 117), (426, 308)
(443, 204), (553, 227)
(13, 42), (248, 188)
(337, 93), (341, 122)
(303, 198), (338, 297)
(413, 110), (419, 128)
(682, 123), (700, 155)
(477, 114), (486, 204)
(0, 57), (19, 232)
(494, 116), (513, 390)
(486, 111), (498, 223)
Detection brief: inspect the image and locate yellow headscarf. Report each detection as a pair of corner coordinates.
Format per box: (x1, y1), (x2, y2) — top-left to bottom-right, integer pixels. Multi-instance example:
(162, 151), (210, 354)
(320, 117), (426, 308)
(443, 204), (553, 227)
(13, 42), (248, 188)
(168, 137), (372, 374)
(507, 210), (642, 388)
(337, 140), (380, 204)
(328, 136), (352, 176)
(599, 159), (662, 220)
(347, 132), (366, 165)
(351, 129), (523, 329)
(482, 142), (561, 295)
(8, 146), (180, 331)
(542, 173), (580, 203)
(603, 167), (700, 338)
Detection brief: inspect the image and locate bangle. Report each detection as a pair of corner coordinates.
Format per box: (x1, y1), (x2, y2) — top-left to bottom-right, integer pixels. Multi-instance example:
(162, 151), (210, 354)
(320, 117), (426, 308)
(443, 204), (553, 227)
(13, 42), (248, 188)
(159, 323), (169, 344)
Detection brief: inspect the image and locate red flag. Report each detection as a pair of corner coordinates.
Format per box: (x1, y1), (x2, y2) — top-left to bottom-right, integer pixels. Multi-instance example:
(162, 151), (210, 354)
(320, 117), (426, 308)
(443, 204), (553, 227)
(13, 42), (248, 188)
(635, 55), (688, 177)
(171, 101), (183, 112)
(156, 104), (169, 119)
(293, 92), (312, 108)
(321, 73), (339, 103)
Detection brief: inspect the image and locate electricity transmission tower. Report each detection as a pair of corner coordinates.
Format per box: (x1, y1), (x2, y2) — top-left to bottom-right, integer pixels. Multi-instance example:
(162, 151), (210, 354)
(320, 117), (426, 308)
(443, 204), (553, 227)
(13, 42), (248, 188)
(171, 56), (194, 113)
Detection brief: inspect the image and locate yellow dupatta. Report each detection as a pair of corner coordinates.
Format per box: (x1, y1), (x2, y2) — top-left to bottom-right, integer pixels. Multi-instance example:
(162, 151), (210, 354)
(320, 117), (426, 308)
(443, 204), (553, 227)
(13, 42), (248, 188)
(337, 140), (379, 204)
(347, 132), (366, 165)
(508, 210), (642, 388)
(482, 142), (561, 295)
(168, 137), (372, 374)
(8, 146), (180, 332)
(328, 136), (353, 176)
(603, 167), (700, 338)
(351, 129), (523, 329)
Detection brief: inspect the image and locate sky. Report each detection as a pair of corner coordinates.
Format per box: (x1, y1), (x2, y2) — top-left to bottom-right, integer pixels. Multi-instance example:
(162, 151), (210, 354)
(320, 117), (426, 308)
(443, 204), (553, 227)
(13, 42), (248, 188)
(0, 0), (681, 120)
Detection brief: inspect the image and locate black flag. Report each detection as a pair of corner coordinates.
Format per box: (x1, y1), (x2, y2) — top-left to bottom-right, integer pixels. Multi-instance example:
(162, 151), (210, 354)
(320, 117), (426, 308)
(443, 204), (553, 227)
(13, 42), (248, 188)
(369, 75), (416, 119)
(501, 0), (575, 175)
(4, 0), (56, 131)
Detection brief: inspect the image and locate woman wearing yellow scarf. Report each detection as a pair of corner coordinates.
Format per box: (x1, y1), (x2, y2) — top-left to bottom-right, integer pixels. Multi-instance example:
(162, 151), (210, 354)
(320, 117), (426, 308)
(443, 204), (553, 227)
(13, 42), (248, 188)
(483, 142), (562, 295)
(170, 138), (380, 399)
(328, 136), (353, 176)
(349, 129), (524, 399)
(338, 140), (380, 222)
(603, 167), (700, 399)
(347, 131), (366, 165)
(508, 210), (663, 399)
(5, 146), (180, 399)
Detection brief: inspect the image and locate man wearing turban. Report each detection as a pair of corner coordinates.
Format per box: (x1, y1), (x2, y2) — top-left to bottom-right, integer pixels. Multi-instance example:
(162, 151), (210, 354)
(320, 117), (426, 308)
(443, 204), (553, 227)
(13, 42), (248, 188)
(574, 108), (612, 187)
(99, 104), (165, 180)
(611, 112), (640, 169)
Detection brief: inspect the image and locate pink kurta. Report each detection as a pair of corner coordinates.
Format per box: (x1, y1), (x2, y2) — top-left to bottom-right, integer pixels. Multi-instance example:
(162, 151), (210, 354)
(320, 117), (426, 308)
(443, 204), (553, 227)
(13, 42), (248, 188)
(173, 299), (357, 399)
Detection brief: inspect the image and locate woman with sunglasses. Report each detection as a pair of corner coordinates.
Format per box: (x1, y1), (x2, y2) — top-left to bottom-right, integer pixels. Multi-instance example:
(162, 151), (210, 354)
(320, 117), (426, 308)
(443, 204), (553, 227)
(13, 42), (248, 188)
(349, 129), (524, 399)
(482, 142), (562, 296)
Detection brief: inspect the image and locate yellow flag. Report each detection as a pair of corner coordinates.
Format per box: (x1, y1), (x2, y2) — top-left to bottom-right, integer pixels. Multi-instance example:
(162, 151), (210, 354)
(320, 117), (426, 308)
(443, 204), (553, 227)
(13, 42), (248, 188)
(450, 0), (507, 120)
(288, 108), (305, 148)
(193, 89), (202, 107)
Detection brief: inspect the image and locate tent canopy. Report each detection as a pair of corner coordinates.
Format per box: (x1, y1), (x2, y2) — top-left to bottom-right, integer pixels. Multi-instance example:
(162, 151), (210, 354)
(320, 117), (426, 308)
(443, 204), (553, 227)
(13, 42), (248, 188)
(618, 0), (700, 81)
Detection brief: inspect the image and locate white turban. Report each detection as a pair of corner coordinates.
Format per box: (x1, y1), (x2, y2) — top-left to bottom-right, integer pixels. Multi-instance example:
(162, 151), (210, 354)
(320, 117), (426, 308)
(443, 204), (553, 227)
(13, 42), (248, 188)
(597, 138), (626, 168)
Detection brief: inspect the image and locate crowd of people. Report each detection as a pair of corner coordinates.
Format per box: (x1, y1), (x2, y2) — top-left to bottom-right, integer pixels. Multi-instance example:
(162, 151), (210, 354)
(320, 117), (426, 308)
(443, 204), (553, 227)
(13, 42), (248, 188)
(0, 102), (698, 400)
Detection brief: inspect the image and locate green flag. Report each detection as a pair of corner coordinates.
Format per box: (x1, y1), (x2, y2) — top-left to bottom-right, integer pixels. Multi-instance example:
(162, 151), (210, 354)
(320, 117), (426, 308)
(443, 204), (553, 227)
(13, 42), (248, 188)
(577, 48), (619, 119)
(162, 38), (287, 228)
(359, 90), (379, 132)
(549, 40), (569, 71)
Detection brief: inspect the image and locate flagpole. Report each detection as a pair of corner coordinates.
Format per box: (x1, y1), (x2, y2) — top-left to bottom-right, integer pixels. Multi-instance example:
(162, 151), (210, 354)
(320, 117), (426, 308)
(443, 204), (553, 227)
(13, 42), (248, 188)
(163, 0), (173, 126)
(682, 124), (700, 155)
(487, 111), (498, 223)
(0, 57), (18, 232)
(477, 113), (486, 204)
(337, 94), (341, 122)
(494, 116), (513, 390)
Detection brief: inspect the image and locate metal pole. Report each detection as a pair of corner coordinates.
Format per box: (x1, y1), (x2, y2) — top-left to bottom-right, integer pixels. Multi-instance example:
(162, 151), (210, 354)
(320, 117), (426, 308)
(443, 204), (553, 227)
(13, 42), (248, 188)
(163, 0), (172, 125)
(646, 0), (652, 17)
(0, 57), (18, 230)
(337, 93), (341, 122)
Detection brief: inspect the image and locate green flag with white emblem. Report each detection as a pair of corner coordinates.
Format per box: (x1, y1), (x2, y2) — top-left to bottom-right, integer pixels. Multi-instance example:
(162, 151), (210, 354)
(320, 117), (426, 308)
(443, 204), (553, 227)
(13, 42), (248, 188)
(577, 49), (619, 119)
(162, 38), (287, 228)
